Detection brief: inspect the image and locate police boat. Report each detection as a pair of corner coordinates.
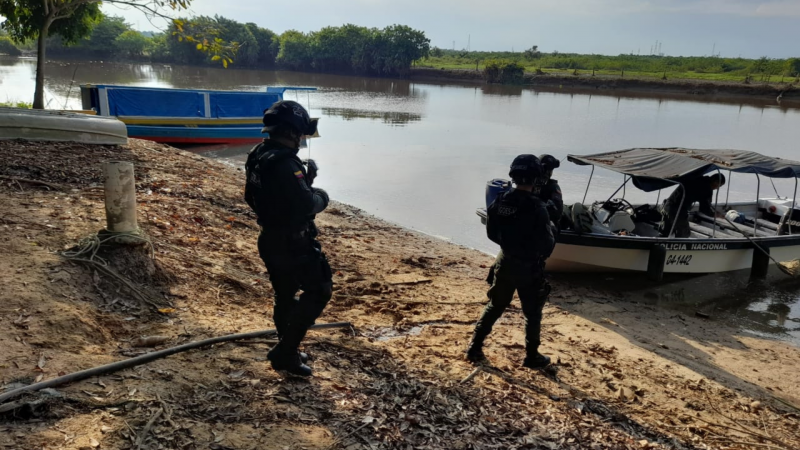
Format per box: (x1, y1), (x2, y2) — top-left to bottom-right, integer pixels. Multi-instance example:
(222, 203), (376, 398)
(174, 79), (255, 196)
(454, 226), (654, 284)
(477, 148), (800, 280)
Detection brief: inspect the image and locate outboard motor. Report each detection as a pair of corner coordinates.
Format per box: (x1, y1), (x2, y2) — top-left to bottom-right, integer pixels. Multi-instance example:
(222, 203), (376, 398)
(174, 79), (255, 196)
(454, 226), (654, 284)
(486, 179), (511, 208)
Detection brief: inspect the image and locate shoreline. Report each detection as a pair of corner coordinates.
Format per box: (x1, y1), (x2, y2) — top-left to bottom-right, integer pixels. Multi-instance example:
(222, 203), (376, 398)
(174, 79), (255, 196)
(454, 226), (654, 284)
(411, 67), (800, 107)
(5, 55), (798, 109)
(1, 138), (799, 449)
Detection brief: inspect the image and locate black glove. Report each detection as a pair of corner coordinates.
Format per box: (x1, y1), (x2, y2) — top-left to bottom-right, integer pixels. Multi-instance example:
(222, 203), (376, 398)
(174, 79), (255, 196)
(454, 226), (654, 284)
(313, 187), (329, 209)
(303, 159), (318, 186)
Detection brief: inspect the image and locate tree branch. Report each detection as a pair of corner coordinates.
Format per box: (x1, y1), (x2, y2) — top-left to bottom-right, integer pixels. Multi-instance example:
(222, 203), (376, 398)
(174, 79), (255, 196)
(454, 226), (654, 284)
(104, 0), (177, 20)
(50, 0), (96, 19)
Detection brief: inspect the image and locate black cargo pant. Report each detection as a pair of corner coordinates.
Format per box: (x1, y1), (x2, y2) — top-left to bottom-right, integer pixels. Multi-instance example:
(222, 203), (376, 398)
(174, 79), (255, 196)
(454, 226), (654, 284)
(258, 230), (333, 357)
(474, 250), (550, 357)
(659, 206), (690, 238)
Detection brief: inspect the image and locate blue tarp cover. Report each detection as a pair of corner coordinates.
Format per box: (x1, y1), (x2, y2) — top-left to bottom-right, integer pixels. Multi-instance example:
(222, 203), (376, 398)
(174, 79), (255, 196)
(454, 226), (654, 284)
(209, 93), (281, 118)
(108, 88), (204, 117)
(101, 86), (283, 118)
(568, 148), (800, 192)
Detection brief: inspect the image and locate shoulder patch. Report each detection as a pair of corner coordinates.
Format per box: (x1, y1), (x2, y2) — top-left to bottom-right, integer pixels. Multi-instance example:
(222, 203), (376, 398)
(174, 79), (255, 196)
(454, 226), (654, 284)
(294, 171), (304, 179)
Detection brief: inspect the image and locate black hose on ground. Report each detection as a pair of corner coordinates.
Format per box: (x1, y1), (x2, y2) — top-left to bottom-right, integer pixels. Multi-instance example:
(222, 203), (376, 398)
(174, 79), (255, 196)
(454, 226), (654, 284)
(0, 322), (352, 404)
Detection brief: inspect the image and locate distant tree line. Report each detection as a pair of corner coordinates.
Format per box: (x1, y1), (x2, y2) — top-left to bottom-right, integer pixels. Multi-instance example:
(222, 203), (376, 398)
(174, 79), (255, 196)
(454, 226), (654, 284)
(4, 14), (430, 77)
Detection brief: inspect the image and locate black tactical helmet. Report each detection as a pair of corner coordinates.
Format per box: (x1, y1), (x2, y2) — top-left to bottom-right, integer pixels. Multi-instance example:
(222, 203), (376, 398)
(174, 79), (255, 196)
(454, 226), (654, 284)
(261, 100), (318, 136)
(509, 154), (544, 185)
(539, 154), (561, 172)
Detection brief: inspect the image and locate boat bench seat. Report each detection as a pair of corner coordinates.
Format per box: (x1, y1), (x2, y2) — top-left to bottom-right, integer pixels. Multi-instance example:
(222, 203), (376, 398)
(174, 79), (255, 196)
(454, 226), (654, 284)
(688, 222), (737, 238)
(696, 212), (773, 238)
(755, 218), (779, 232)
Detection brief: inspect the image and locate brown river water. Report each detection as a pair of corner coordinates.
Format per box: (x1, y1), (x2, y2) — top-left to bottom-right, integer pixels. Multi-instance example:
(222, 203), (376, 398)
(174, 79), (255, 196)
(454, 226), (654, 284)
(2, 56), (799, 344)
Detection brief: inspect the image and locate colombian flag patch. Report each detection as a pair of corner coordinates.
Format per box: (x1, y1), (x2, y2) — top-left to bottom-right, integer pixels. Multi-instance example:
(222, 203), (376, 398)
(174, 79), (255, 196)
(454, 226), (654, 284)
(294, 171), (304, 179)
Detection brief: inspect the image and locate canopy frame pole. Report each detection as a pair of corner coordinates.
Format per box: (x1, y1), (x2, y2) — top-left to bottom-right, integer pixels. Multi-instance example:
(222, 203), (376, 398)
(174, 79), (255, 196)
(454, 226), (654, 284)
(623, 175), (627, 199)
(603, 177), (632, 206)
(769, 178), (781, 199)
(725, 170), (732, 209)
(754, 175), (761, 236)
(668, 181), (686, 238)
(656, 189), (661, 206)
(713, 169), (723, 239)
(582, 166), (595, 205)
(791, 173), (798, 236)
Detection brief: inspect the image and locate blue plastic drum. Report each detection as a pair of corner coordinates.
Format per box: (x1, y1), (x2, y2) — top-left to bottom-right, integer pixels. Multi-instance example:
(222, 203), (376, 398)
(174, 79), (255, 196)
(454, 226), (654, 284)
(486, 179), (511, 208)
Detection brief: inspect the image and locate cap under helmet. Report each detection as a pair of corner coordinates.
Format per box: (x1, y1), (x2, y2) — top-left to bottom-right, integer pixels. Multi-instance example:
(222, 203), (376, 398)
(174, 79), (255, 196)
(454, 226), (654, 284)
(509, 154), (544, 186)
(261, 100), (318, 136)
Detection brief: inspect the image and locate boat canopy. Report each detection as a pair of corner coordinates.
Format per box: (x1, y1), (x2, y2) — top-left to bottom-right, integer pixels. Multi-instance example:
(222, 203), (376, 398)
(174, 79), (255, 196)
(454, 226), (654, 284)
(568, 148), (800, 192)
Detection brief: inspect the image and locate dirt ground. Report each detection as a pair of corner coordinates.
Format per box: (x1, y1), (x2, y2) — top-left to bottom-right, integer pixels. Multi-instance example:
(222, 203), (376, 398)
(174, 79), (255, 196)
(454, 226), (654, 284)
(1, 139), (799, 450)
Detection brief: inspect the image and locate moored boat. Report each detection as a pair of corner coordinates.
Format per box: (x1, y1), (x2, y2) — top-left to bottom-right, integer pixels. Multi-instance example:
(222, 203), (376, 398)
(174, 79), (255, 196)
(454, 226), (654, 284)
(478, 148), (800, 278)
(0, 107), (128, 145)
(80, 85), (317, 145)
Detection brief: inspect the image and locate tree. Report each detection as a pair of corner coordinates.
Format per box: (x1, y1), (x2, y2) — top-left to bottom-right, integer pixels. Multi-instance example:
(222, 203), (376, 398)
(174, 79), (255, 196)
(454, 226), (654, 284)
(0, 0), (230, 109)
(277, 30), (312, 70)
(523, 45), (540, 59)
(146, 33), (170, 62)
(115, 30), (148, 58)
(0, 0), (101, 107)
(213, 16), (258, 67)
(82, 14), (127, 56)
(373, 24), (429, 76)
(245, 23), (278, 67)
(786, 58), (800, 77)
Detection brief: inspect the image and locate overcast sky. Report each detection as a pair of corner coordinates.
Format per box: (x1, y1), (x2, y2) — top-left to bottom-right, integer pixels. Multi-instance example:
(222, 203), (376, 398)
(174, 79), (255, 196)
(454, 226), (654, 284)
(104, 0), (798, 58)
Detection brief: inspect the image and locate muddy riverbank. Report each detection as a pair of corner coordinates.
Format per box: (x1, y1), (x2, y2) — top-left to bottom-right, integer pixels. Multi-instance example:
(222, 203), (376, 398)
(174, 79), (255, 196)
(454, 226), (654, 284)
(1, 139), (799, 449)
(410, 68), (800, 106)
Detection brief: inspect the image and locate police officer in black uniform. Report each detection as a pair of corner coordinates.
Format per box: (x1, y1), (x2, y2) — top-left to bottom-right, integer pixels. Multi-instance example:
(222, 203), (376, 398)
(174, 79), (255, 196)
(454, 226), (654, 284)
(535, 154), (564, 227)
(467, 155), (556, 369)
(245, 100), (332, 377)
(659, 174), (725, 238)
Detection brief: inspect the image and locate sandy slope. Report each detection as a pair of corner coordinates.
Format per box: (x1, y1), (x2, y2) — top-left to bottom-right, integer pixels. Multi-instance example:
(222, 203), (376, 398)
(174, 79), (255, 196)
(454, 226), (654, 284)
(1, 139), (798, 450)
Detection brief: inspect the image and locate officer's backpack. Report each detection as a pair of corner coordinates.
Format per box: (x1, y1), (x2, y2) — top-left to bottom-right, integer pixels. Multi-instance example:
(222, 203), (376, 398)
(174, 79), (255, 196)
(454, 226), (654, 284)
(485, 192), (507, 246)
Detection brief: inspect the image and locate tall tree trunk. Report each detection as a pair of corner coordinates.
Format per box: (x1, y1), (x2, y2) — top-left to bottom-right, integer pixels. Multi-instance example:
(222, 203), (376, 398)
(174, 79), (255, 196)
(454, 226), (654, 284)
(33, 22), (51, 110)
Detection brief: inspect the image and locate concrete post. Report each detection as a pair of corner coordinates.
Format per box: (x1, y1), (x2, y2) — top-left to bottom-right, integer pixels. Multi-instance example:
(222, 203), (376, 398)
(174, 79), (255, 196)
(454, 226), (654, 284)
(103, 161), (138, 234)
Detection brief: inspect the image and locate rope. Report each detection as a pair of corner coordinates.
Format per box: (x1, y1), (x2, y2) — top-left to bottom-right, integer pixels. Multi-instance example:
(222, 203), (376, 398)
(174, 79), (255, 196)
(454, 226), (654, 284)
(58, 231), (161, 309)
(60, 231), (154, 267)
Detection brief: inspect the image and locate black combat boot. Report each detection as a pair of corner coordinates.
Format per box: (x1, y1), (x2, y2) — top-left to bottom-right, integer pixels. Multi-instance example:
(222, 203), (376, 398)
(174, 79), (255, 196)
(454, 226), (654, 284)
(275, 336), (309, 363)
(466, 334), (487, 363)
(522, 351), (551, 369)
(268, 344), (313, 377)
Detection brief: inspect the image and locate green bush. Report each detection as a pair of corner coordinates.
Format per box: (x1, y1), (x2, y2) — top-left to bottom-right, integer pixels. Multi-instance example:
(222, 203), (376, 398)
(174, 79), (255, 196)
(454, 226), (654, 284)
(483, 59), (525, 84)
(0, 36), (22, 56)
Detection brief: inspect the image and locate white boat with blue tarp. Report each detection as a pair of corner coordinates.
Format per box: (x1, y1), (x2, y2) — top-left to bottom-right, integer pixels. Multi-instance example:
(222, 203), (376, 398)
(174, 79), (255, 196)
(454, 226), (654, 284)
(478, 148), (800, 279)
(79, 85), (316, 145)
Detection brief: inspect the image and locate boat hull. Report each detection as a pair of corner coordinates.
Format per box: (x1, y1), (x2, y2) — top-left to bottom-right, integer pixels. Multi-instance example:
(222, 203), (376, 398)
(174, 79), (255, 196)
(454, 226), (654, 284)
(125, 125), (263, 144)
(547, 235), (800, 273)
(476, 207), (800, 274)
(0, 108), (128, 145)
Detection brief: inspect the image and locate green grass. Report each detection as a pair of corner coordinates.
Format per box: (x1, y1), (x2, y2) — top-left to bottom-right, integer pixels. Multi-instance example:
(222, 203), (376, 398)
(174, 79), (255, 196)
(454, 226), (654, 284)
(416, 54), (799, 85)
(0, 101), (33, 108)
